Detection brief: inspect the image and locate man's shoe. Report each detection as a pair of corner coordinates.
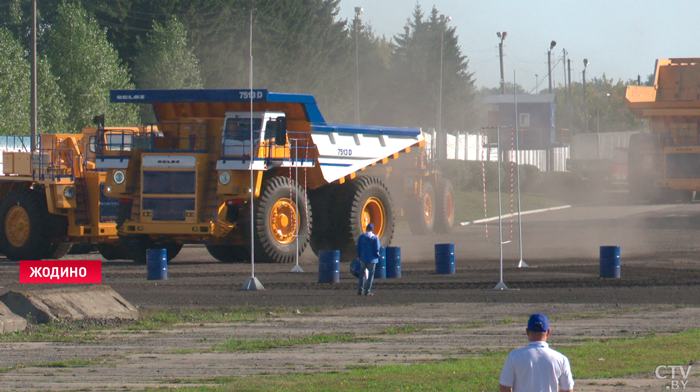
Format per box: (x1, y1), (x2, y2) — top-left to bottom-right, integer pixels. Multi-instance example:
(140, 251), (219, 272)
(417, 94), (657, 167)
(357, 291), (363, 296)
(365, 292), (373, 296)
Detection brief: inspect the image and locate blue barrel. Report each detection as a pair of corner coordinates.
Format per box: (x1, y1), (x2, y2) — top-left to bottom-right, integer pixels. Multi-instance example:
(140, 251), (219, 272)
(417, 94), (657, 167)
(146, 248), (167, 280)
(386, 247), (401, 278)
(435, 243), (455, 275)
(350, 258), (361, 278)
(374, 247), (387, 279)
(600, 246), (621, 278)
(318, 250), (340, 283)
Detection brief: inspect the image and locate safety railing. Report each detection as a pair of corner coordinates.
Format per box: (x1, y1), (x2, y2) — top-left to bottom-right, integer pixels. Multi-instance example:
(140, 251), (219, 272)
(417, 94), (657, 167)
(94, 123), (210, 157)
(660, 126), (700, 146)
(33, 148), (76, 181)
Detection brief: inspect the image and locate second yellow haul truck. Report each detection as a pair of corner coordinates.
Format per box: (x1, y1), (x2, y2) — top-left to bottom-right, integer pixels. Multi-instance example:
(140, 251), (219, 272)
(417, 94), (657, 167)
(97, 89), (454, 263)
(625, 58), (700, 202)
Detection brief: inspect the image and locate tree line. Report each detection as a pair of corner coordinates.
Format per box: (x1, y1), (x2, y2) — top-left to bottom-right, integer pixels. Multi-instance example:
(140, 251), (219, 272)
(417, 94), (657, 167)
(0, 0), (475, 135)
(0, 0), (646, 137)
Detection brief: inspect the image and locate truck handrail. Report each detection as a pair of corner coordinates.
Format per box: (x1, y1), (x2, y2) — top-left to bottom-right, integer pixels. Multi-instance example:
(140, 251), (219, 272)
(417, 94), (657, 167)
(220, 130), (317, 168)
(33, 147), (75, 182)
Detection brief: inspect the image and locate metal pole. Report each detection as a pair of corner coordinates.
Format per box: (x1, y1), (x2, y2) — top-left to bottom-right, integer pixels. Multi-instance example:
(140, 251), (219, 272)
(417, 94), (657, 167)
(437, 19), (444, 140)
(583, 61), (588, 133)
(30, 0), (37, 152)
(494, 125), (508, 290)
(514, 72), (527, 268)
(568, 59), (573, 134)
(354, 7), (362, 125)
(242, 0), (264, 291)
(547, 50), (552, 94)
(499, 41), (505, 94)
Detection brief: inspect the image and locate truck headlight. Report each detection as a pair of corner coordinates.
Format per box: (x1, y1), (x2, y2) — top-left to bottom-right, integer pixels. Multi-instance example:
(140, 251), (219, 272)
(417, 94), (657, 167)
(219, 171), (231, 185)
(114, 170), (125, 184)
(63, 186), (75, 199)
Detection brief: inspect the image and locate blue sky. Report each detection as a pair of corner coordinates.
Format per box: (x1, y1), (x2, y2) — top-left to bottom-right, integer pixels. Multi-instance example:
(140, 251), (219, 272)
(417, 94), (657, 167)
(338, 0), (700, 91)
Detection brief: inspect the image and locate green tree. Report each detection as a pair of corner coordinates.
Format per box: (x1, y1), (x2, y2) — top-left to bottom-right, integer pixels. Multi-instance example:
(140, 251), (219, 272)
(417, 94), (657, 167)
(46, 2), (138, 131)
(37, 54), (68, 133)
(390, 4), (476, 131)
(0, 28), (29, 135)
(133, 16), (202, 89)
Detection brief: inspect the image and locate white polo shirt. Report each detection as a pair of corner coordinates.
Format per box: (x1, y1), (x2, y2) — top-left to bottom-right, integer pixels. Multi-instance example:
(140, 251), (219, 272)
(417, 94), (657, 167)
(499, 341), (574, 392)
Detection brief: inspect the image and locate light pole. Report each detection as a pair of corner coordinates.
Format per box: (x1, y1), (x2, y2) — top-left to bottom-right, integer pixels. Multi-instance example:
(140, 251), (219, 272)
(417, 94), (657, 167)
(437, 14), (451, 150)
(547, 40), (556, 93)
(583, 58), (589, 133)
(354, 6), (363, 125)
(497, 31), (507, 94)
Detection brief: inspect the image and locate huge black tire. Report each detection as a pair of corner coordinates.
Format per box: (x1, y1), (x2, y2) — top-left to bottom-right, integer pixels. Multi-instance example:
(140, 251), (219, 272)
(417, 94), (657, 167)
(250, 176), (311, 263)
(0, 189), (64, 261)
(334, 177), (394, 262)
(122, 236), (182, 264)
(408, 181), (435, 235)
(434, 179), (455, 234)
(309, 184), (340, 256)
(96, 243), (128, 261)
(205, 244), (249, 263)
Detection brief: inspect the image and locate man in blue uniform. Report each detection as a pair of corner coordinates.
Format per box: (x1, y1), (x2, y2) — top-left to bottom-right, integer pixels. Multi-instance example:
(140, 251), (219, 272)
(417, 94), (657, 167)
(356, 223), (381, 296)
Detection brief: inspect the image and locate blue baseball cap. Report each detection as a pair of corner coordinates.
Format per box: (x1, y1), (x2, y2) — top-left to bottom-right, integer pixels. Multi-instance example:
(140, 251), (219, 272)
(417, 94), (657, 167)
(366, 223), (374, 231)
(528, 313), (549, 332)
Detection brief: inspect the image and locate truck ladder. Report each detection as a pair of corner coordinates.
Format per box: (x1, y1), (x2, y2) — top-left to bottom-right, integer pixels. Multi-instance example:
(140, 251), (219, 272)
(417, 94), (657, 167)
(74, 177), (91, 225)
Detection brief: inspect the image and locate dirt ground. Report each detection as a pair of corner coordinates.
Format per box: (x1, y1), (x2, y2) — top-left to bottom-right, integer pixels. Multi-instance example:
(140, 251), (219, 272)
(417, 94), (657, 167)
(2, 199), (700, 391)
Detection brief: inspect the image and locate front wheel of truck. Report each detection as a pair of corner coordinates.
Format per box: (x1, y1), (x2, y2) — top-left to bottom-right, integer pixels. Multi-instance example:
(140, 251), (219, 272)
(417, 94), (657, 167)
(251, 176), (311, 263)
(0, 189), (56, 261)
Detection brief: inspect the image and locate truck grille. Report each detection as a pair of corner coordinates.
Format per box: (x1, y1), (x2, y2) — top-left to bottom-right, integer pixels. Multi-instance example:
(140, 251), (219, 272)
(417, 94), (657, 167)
(666, 153), (700, 179)
(143, 171), (196, 194)
(143, 198), (195, 221)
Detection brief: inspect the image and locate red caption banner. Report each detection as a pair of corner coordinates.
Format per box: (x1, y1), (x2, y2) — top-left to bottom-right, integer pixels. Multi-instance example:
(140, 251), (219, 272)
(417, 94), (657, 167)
(20, 260), (102, 284)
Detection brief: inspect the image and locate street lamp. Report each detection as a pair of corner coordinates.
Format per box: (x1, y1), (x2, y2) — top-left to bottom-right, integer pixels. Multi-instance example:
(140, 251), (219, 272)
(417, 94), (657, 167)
(497, 31), (507, 94)
(437, 14), (451, 149)
(354, 6), (363, 125)
(547, 40), (556, 93)
(583, 58), (589, 132)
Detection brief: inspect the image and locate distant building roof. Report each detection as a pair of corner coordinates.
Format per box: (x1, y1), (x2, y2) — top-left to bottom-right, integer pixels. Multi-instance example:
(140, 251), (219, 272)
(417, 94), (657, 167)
(483, 93), (556, 104)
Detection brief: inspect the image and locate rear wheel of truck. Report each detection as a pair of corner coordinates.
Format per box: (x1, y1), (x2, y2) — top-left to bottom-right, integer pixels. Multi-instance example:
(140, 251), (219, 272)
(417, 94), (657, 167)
(309, 184), (340, 256)
(252, 176), (311, 263)
(434, 179), (455, 234)
(205, 244), (249, 263)
(335, 177), (394, 262)
(122, 236), (182, 264)
(0, 189), (58, 261)
(408, 181), (435, 235)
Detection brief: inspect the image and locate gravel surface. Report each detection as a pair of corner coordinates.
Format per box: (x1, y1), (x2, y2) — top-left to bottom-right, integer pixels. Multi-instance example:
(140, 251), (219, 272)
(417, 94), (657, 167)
(1, 200), (700, 391)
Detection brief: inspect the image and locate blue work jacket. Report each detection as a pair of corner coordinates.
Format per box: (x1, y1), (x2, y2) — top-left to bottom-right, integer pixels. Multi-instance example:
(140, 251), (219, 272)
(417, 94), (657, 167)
(356, 231), (381, 263)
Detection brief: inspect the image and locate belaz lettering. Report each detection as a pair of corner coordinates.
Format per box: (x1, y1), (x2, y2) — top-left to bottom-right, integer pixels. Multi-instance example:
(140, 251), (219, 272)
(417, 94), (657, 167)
(116, 94), (146, 100)
(157, 160), (181, 164)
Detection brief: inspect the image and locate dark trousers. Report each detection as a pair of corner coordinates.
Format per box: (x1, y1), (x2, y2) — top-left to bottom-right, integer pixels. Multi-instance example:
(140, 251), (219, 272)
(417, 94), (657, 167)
(358, 262), (376, 294)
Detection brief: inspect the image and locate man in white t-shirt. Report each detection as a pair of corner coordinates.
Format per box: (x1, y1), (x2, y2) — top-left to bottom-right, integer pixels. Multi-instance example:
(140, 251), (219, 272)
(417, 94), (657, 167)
(499, 313), (574, 392)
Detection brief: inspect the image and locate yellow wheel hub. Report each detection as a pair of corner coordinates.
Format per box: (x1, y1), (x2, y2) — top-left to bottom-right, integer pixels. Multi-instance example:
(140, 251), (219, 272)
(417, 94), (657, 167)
(423, 192), (433, 224)
(269, 198), (298, 245)
(361, 197), (386, 238)
(5, 205), (30, 248)
(445, 191), (454, 223)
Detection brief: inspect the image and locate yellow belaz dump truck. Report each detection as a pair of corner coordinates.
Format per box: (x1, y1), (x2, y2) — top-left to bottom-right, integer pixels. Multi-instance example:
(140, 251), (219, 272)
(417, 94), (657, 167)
(0, 127), (150, 261)
(625, 58), (700, 202)
(102, 89), (454, 263)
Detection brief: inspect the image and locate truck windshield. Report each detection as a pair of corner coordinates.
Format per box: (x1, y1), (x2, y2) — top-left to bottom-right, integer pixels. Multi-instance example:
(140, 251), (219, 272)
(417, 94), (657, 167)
(223, 118), (262, 143)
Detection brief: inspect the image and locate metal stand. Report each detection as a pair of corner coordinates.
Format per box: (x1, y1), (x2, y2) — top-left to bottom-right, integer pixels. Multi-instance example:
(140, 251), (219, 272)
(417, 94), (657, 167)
(513, 76), (528, 269)
(242, 2), (264, 292)
(493, 125), (509, 291)
(290, 138), (305, 273)
(241, 276), (265, 291)
(291, 265), (304, 273)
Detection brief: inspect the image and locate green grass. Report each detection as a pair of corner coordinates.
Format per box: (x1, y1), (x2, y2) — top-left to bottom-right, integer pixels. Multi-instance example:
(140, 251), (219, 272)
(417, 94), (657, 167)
(378, 324), (424, 335)
(212, 332), (364, 353)
(454, 190), (564, 223)
(146, 329), (700, 392)
(0, 306), (311, 343)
